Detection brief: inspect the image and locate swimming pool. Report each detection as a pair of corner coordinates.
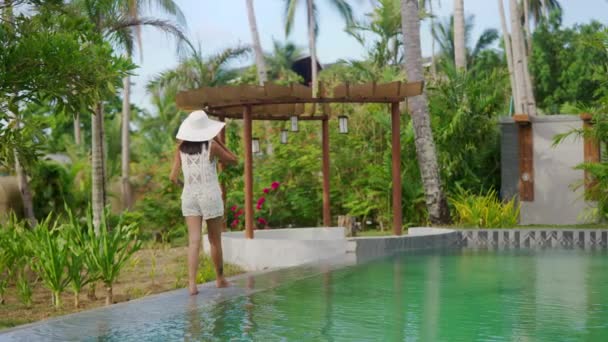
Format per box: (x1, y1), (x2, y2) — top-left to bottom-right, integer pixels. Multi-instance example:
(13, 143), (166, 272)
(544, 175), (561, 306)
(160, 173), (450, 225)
(0, 229), (608, 341)
(6, 247), (606, 341)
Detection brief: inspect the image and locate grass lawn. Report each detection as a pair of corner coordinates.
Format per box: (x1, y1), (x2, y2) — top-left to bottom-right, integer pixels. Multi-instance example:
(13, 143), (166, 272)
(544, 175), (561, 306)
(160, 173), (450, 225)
(0, 243), (243, 331)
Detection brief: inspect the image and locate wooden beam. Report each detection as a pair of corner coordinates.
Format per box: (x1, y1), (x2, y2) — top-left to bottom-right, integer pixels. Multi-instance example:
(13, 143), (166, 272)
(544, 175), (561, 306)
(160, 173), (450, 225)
(208, 98), (409, 111)
(391, 102), (402, 235)
(516, 115), (534, 202)
(322, 118), (331, 227)
(214, 114), (329, 121)
(581, 113), (600, 196)
(243, 106), (254, 239)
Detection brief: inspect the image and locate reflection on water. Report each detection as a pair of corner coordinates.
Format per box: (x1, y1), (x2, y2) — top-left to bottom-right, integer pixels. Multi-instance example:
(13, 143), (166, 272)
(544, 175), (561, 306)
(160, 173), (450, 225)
(17, 249), (605, 341)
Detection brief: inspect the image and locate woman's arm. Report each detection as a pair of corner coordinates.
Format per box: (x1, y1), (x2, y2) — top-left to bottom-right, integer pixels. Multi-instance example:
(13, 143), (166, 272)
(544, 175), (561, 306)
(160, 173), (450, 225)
(211, 138), (238, 166)
(169, 142), (183, 185)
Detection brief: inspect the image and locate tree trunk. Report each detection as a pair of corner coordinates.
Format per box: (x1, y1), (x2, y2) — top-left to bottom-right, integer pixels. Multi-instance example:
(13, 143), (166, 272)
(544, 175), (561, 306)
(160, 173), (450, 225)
(105, 285), (112, 306)
(74, 113), (82, 145)
(14, 149), (36, 226)
(509, 0), (536, 116)
(306, 0), (318, 96)
(121, 75), (133, 210)
(523, 0), (532, 55)
(429, 0), (437, 78)
(508, 0), (528, 114)
(400, 0), (451, 224)
(245, 0), (267, 85)
(53, 291), (61, 309)
(540, 0), (548, 18)
(74, 291), (80, 308)
(453, 0), (466, 69)
(497, 0), (519, 112)
(9, 110), (36, 226)
(92, 103), (105, 234)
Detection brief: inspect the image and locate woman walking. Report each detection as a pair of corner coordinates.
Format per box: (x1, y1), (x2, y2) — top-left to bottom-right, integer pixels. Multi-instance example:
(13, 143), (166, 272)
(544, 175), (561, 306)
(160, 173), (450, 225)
(170, 110), (237, 295)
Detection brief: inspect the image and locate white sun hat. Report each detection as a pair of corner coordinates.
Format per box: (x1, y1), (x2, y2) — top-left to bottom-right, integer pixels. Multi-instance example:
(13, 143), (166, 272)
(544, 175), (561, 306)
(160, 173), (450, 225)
(176, 110), (225, 142)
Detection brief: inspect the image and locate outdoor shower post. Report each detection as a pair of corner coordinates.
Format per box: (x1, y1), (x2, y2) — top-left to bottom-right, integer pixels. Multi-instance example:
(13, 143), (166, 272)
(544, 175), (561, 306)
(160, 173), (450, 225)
(243, 105), (254, 239)
(391, 102), (402, 235)
(322, 117), (331, 226)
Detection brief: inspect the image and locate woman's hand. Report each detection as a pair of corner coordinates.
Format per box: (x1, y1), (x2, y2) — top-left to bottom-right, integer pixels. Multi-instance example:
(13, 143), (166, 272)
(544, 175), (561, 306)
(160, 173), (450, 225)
(170, 176), (183, 187)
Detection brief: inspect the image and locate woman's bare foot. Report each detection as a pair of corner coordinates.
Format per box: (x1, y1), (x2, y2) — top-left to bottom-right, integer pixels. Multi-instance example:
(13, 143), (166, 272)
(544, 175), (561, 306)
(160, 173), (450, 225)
(216, 277), (230, 288)
(189, 285), (199, 295)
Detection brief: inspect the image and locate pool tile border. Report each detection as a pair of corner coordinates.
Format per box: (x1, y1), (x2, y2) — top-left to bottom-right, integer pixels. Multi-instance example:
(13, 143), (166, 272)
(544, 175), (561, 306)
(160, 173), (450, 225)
(457, 229), (608, 249)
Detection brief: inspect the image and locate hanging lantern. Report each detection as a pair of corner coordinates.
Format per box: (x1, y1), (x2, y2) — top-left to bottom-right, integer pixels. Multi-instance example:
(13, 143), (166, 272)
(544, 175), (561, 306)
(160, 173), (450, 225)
(252, 137), (260, 154)
(280, 129), (288, 144)
(338, 115), (349, 134)
(290, 115), (299, 132)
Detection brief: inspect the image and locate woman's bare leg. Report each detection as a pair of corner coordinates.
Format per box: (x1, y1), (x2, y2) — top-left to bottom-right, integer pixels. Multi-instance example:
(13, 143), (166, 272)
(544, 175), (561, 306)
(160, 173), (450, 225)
(186, 216), (203, 295)
(207, 217), (229, 288)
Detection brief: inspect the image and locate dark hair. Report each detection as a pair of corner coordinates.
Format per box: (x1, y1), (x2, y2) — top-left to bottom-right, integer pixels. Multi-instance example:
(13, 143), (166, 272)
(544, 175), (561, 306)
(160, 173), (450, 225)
(179, 140), (209, 155)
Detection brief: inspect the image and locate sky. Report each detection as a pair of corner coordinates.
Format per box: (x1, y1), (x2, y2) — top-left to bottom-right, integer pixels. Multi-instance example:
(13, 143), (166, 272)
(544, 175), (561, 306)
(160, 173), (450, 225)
(130, 0), (608, 112)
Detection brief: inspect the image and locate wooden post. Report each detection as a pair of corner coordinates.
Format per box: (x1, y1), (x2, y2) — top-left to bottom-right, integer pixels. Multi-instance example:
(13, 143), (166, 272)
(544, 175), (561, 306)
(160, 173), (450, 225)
(514, 114), (534, 201)
(243, 106), (254, 239)
(218, 117), (227, 232)
(581, 113), (600, 196)
(391, 102), (402, 235)
(322, 118), (331, 226)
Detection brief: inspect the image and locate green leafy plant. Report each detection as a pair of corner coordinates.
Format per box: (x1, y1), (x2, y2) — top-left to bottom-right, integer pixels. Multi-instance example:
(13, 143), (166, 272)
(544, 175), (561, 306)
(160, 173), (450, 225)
(16, 273), (33, 307)
(450, 189), (520, 228)
(85, 209), (142, 305)
(64, 205), (98, 308)
(1, 214), (33, 305)
(28, 215), (71, 308)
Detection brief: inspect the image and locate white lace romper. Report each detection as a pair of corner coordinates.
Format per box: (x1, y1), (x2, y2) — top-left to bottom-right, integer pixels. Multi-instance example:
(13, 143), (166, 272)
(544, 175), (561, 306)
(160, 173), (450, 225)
(180, 141), (224, 218)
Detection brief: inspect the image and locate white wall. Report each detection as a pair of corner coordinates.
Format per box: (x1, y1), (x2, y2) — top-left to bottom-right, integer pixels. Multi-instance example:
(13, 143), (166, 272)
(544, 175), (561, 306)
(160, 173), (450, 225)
(203, 228), (352, 271)
(520, 115), (596, 225)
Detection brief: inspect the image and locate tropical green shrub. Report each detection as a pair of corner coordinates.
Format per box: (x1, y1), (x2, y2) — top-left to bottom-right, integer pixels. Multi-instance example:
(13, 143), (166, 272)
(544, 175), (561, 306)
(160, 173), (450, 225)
(16, 273), (33, 307)
(85, 210), (142, 305)
(27, 215), (71, 308)
(0, 214), (33, 305)
(0, 227), (10, 305)
(64, 206), (98, 308)
(450, 189), (520, 228)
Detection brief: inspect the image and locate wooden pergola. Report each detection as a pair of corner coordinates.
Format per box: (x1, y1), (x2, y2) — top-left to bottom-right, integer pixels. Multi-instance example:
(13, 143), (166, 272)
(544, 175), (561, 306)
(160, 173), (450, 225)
(176, 81), (423, 239)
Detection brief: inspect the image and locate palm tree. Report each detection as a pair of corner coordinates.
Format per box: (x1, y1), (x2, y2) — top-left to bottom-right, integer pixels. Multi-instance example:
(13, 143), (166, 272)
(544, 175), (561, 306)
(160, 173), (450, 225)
(500, 0), (536, 116)
(346, 0), (403, 68)
(283, 0), (354, 94)
(245, 0), (268, 85)
(118, 0), (187, 210)
(497, 0), (518, 111)
(75, 0), (191, 231)
(147, 45), (251, 93)
(265, 40), (305, 82)
(453, 0), (466, 69)
(431, 15), (499, 68)
(400, 0), (451, 224)
(526, 0), (561, 23)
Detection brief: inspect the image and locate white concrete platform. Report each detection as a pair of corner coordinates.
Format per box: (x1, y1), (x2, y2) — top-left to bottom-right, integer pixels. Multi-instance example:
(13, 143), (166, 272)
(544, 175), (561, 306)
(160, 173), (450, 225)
(204, 227), (459, 271)
(203, 227), (354, 271)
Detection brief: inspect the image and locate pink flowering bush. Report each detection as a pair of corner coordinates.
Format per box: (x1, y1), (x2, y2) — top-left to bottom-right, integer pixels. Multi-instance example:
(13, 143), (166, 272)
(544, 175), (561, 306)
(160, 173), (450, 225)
(228, 181), (281, 230)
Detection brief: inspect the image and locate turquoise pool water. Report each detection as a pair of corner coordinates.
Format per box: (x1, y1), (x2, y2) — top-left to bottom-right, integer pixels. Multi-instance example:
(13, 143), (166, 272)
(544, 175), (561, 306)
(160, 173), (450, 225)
(98, 248), (608, 341)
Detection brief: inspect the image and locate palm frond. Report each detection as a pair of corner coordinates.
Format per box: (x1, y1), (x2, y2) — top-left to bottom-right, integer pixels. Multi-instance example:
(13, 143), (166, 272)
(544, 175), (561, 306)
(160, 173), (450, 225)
(472, 28), (499, 57)
(284, 0), (298, 36)
(328, 0), (354, 27)
(105, 16), (194, 57)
